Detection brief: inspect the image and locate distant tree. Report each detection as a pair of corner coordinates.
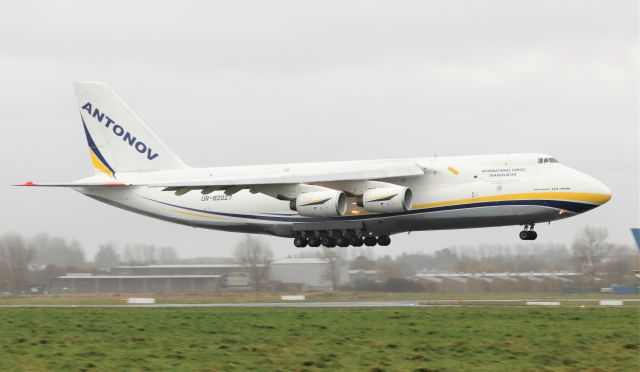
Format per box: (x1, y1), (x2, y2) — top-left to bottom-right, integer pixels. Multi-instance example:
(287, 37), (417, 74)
(233, 235), (273, 291)
(431, 248), (458, 271)
(350, 255), (376, 270)
(377, 255), (411, 280)
(157, 246), (179, 264)
(319, 248), (346, 290)
(122, 245), (137, 264)
(138, 244), (157, 264)
(94, 244), (120, 269)
(122, 244), (157, 265)
(30, 234), (85, 267)
(0, 233), (34, 294)
(383, 278), (422, 292)
(572, 226), (613, 284)
(349, 247), (376, 261)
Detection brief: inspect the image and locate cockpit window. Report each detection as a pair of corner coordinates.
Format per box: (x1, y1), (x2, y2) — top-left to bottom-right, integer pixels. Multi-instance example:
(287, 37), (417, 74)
(538, 157), (559, 164)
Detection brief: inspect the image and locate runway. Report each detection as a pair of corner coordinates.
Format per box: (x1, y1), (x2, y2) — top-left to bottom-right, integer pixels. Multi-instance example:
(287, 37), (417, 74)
(1, 298), (636, 308)
(0, 301), (424, 308)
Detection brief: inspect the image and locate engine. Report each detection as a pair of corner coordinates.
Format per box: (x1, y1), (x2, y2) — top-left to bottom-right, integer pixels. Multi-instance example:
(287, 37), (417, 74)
(292, 190), (348, 217)
(360, 186), (412, 213)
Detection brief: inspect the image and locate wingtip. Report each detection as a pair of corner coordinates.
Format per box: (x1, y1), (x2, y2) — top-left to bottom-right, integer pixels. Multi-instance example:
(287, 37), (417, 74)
(14, 181), (36, 186)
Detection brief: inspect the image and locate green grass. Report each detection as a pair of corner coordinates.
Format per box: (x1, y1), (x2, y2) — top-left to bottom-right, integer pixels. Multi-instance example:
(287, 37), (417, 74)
(0, 307), (638, 371)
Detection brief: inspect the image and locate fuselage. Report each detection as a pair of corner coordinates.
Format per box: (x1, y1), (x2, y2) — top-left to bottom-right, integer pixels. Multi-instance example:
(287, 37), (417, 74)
(75, 153), (612, 238)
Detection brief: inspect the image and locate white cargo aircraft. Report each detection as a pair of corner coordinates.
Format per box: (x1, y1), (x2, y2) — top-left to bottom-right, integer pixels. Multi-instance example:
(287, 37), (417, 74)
(18, 82), (612, 248)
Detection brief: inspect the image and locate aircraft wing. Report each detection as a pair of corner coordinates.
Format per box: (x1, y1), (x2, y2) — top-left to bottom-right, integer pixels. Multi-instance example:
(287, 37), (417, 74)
(149, 161), (424, 189)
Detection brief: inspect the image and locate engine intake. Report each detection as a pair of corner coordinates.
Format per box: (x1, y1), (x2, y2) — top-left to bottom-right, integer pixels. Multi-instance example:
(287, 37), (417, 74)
(361, 186), (412, 213)
(292, 190), (347, 217)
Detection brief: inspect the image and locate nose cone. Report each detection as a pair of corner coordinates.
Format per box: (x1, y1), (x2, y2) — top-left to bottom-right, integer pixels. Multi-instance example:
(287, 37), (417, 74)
(582, 174), (612, 205)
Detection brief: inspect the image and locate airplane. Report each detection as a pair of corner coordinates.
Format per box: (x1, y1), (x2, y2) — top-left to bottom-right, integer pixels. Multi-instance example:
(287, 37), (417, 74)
(17, 82), (612, 248)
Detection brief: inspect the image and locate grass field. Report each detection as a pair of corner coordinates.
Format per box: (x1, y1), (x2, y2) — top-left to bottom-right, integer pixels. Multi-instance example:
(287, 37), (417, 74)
(0, 307), (638, 371)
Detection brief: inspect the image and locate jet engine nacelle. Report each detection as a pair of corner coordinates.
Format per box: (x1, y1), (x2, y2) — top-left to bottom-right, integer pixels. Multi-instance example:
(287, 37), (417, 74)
(361, 186), (413, 213)
(292, 190), (347, 217)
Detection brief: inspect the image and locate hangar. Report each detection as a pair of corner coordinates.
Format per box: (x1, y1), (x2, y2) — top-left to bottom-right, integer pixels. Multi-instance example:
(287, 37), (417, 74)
(50, 273), (222, 294)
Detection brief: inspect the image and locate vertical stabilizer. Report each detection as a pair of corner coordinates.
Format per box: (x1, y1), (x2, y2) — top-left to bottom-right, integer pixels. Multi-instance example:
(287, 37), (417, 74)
(74, 82), (188, 177)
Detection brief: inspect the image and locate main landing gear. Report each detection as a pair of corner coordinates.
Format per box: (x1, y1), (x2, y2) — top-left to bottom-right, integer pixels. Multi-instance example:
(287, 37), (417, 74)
(293, 231), (391, 248)
(519, 224), (537, 240)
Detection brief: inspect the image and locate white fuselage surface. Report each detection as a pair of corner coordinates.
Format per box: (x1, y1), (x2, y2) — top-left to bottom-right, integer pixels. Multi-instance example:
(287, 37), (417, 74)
(77, 154), (611, 238)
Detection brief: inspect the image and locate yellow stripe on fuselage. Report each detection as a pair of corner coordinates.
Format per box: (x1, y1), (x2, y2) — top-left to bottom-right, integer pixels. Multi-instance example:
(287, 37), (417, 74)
(168, 209), (224, 220)
(411, 192), (611, 210)
(90, 150), (113, 178)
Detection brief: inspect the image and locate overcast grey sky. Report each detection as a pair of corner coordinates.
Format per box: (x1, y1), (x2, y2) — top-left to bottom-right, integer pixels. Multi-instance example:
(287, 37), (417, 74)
(1, 0), (637, 259)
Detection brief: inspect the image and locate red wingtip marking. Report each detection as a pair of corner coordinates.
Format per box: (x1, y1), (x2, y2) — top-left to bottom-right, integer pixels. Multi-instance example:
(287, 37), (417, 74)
(15, 181), (36, 186)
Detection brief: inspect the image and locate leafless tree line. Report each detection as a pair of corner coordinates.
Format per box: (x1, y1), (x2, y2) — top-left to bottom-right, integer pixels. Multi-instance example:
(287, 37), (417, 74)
(233, 235), (273, 290)
(0, 233), (179, 294)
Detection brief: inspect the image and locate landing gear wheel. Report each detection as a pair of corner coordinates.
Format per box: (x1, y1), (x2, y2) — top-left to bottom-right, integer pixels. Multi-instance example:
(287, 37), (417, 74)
(321, 237), (336, 248)
(336, 236), (349, 248)
(308, 237), (321, 247)
(364, 236), (377, 247)
(519, 224), (537, 240)
(293, 237), (307, 248)
(377, 235), (391, 246)
(349, 236), (364, 247)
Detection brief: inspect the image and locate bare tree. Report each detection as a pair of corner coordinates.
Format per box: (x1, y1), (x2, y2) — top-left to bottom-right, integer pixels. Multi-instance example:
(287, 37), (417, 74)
(94, 243), (120, 269)
(0, 233), (34, 294)
(157, 246), (179, 264)
(30, 233), (85, 267)
(572, 226), (613, 284)
(318, 248), (347, 290)
(122, 244), (157, 265)
(233, 235), (273, 291)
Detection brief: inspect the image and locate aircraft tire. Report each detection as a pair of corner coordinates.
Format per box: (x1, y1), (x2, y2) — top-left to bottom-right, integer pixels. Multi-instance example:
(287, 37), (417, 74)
(364, 236), (377, 247)
(308, 237), (321, 247)
(349, 236), (364, 247)
(336, 237), (349, 247)
(377, 235), (391, 246)
(293, 237), (307, 248)
(321, 237), (336, 248)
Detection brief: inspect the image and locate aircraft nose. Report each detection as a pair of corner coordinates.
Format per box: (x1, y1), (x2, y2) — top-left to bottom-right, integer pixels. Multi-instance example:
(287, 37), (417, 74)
(583, 174), (612, 205)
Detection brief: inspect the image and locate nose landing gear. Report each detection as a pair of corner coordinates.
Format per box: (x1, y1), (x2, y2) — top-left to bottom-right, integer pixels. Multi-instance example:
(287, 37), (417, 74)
(519, 224), (537, 240)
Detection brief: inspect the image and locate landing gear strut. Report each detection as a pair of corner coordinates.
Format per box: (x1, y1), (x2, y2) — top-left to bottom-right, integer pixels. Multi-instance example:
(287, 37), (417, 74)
(519, 224), (537, 240)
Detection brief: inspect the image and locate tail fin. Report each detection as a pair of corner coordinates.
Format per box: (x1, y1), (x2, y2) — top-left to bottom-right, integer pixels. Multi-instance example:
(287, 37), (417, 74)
(74, 82), (188, 178)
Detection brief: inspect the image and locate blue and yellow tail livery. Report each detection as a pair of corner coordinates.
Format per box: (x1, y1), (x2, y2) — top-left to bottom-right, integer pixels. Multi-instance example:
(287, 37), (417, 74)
(74, 82), (187, 177)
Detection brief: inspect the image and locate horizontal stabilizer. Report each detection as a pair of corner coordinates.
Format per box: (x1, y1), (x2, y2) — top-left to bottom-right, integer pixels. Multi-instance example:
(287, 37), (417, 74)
(14, 181), (129, 187)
